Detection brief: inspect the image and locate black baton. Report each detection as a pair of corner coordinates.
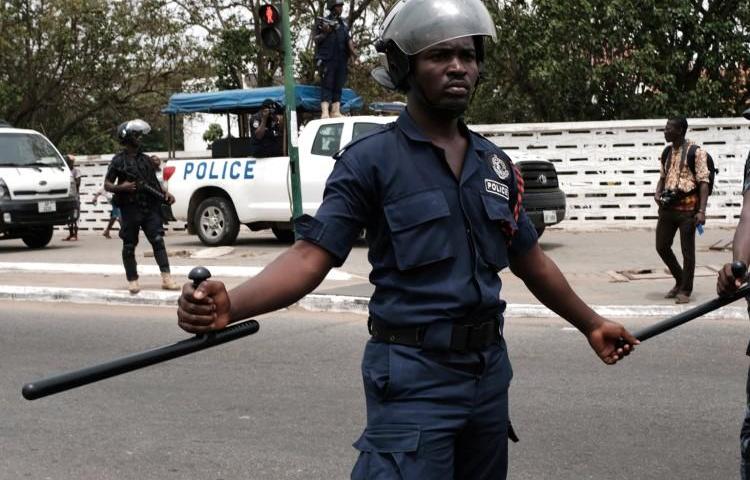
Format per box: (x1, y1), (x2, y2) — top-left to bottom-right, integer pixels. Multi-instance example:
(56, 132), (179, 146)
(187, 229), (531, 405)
(22, 267), (259, 401)
(617, 261), (749, 348)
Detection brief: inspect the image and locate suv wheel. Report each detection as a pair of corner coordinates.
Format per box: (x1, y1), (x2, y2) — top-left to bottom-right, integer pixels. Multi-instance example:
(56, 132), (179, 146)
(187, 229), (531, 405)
(194, 197), (240, 246)
(271, 226), (295, 243)
(22, 226), (54, 248)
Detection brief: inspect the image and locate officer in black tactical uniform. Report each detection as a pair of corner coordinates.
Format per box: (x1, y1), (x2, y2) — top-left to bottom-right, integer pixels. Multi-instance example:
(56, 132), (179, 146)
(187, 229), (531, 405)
(105, 119), (180, 294)
(716, 107), (750, 479)
(314, 0), (356, 118)
(249, 99), (284, 158)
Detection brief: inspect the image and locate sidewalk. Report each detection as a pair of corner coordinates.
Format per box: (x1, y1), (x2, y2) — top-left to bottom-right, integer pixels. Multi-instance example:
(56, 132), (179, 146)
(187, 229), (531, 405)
(0, 226), (746, 319)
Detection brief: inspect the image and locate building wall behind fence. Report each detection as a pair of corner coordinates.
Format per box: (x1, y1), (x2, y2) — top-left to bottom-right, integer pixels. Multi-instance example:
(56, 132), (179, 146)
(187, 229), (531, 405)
(70, 117), (750, 234)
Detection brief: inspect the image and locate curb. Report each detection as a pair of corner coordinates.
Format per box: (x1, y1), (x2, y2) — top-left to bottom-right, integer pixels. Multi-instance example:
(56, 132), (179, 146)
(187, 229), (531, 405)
(0, 285), (747, 319)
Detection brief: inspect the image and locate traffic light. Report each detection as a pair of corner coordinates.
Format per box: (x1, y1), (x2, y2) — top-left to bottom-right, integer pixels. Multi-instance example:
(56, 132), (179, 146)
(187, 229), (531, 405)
(258, 4), (282, 51)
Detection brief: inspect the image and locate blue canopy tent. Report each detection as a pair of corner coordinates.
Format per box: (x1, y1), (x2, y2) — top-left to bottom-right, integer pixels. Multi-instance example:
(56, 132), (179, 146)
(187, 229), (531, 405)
(162, 85), (363, 115)
(162, 85), (363, 158)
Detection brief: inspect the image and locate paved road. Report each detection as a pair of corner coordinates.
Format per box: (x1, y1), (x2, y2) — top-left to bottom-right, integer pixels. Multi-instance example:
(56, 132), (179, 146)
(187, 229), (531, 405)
(0, 227), (746, 318)
(2, 301), (747, 479)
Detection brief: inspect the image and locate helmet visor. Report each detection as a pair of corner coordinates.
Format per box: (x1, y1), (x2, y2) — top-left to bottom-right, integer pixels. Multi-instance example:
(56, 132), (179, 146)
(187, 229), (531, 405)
(380, 0), (497, 55)
(124, 119), (151, 136)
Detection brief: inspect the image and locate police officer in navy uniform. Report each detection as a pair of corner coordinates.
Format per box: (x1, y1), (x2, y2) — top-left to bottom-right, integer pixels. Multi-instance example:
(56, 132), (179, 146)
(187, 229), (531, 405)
(716, 107), (750, 479)
(249, 99), (284, 158)
(105, 119), (180, 294)
(314, 0), (356, 118)
(176, 0), (637, 478)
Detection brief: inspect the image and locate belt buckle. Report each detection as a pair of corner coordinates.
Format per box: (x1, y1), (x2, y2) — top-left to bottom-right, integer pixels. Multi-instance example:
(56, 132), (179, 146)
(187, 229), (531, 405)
(450, 324), (470, 353)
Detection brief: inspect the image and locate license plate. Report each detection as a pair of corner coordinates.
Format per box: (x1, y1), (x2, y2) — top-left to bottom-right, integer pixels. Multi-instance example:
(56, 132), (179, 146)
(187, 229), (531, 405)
(38, 200), (56, 213)
(543, 210), (557, 224)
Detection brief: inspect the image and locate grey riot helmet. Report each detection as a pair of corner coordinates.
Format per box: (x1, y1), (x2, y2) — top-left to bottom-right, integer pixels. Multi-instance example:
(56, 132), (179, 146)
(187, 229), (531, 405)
(371, 0), (497, 91)
(327, 0), (344, 10)
(117, 119), (151, 146)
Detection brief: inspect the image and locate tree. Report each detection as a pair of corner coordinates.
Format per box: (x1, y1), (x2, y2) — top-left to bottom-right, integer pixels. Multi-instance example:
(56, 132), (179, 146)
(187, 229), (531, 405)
(469, 0), (750, 123)
(202, 123), (224, 146)
(0, 0), (208, 154)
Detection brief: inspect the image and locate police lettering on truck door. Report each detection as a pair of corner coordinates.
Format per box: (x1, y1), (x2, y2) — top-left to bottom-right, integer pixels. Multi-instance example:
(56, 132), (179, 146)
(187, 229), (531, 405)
(182, 159), (256, 180)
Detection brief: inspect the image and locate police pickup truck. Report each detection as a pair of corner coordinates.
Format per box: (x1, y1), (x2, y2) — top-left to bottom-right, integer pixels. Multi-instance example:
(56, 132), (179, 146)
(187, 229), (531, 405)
(167, 116), (565, 245)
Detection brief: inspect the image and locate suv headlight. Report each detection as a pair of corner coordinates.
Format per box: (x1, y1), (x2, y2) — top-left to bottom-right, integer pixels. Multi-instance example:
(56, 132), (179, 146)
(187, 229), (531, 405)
(0, 179), (8, 199)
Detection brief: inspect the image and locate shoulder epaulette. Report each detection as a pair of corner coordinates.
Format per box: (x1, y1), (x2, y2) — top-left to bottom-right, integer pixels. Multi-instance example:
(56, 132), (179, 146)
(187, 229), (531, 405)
(333, 122), (395, 160)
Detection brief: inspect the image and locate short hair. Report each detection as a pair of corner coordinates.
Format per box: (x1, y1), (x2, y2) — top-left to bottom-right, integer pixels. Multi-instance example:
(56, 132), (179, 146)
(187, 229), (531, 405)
(668, 117), (688, 136)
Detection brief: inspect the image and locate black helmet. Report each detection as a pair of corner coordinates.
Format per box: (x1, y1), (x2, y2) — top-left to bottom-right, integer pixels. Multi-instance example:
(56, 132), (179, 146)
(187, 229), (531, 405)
(327, 0), (344, 10)
(743, 108), (750, 121)
(117, 119), (151, 145)
(371, 0), (496, 91)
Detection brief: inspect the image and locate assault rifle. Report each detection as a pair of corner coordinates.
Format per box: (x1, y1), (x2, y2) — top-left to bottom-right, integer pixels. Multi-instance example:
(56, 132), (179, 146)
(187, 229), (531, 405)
(121, 164), (169, 204)
(318, 16), (339, 31)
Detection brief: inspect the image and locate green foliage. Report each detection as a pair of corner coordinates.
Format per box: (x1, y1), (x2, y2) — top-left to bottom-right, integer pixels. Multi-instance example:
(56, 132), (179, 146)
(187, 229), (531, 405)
(0, 0), (207, 154)
(213, 28), (259, 90)
(469, 0), (750, 123)
(202, 123), (224, 145)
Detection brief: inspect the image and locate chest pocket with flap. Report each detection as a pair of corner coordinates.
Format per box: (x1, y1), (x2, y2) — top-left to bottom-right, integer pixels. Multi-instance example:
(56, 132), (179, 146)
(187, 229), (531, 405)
(475, 193), (517, 271)
(383, 189), (454, 270)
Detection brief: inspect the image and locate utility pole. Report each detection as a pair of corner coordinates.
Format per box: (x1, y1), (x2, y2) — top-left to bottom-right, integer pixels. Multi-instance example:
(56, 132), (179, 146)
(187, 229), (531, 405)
(281, 0), (303, 236)
(258, 2), (303, 235)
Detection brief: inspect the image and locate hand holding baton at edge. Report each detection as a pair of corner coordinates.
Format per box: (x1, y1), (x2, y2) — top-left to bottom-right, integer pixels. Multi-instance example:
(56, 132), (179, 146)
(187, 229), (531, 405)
(615, 261), (750, 349)
(21, 267), (260, 401)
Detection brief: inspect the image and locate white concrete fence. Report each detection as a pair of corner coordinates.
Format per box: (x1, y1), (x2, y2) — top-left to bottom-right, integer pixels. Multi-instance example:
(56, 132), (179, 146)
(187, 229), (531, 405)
(70, 117), (750, 234)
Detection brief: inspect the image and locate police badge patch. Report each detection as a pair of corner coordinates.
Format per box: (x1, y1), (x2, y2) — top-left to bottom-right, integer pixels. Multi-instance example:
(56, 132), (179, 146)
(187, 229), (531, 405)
(490, 154), (510, 180)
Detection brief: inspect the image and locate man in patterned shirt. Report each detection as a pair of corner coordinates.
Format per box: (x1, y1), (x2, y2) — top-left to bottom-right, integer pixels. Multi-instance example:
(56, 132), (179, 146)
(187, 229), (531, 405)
(654, 117), (710, 304)
(716, 107), (750, 479)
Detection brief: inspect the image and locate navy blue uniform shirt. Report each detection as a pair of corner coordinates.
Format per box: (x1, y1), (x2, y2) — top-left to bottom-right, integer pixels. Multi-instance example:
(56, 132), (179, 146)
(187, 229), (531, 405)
(314, 15), (350, 64)
(249, 112), (283, 158)
(295, 110), (538, 331)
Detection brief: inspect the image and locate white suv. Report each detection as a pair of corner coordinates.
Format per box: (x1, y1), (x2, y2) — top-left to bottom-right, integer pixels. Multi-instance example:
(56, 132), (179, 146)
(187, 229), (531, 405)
(0, 122), (79, 248)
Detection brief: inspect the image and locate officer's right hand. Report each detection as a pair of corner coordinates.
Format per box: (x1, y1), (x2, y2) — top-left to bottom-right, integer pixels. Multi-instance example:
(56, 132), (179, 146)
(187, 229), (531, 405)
(120, 181), (137, 193)
(177, 280), (231, 333)
(717, 263), (744, 297)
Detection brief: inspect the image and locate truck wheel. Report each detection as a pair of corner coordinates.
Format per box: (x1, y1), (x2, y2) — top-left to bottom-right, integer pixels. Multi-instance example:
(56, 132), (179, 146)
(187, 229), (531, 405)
(22, 226), (54, 249)
(535, 225), (546, 237)
(271, 226), (295, 243)
(194, 197), (240, 246)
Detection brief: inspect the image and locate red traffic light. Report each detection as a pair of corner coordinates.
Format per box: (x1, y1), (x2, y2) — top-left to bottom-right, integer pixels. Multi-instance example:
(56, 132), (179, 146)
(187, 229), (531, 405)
(258, 3), (283, 50)
(259, 4), (280, 25)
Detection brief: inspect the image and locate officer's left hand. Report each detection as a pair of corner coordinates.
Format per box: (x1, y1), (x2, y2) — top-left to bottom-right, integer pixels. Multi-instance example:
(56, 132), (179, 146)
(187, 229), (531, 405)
(586, 319), (639, 365)
(695, 211), (706, 226)
(165, 192), (175, 205)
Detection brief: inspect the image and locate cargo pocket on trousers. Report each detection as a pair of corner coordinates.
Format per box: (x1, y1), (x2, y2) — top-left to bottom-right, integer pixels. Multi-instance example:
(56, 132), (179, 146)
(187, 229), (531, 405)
(351, 424), (421, 479)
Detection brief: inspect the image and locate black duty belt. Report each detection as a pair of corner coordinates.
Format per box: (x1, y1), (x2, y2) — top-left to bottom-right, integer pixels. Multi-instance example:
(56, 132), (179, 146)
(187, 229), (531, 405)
(368, 316), (501, 353)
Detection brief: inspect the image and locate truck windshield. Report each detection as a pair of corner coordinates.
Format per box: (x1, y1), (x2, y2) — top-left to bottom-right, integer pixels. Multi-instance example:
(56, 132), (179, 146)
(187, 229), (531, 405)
(0, 133), (64, 167)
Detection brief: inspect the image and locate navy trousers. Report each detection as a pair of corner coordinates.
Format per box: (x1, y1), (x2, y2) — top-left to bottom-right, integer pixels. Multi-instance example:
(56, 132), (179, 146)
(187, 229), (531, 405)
(320, 59), (347, 103)
(119, 203), (170, 281)
(742, 365), (750, 479)
(351, 339), (513, 479)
